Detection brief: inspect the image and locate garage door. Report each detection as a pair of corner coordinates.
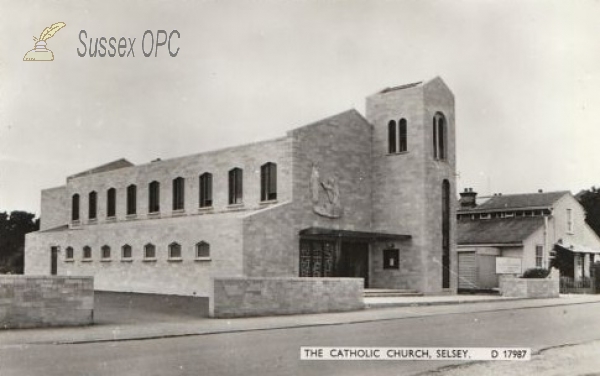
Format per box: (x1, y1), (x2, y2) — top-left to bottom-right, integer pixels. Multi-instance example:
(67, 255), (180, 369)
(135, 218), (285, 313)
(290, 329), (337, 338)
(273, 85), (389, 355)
(458, 252), (478, 290)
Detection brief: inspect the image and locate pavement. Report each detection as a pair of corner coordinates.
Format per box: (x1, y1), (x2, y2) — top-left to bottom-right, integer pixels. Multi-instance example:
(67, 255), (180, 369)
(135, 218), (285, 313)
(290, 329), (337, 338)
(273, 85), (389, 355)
(2, 293), (600, 347)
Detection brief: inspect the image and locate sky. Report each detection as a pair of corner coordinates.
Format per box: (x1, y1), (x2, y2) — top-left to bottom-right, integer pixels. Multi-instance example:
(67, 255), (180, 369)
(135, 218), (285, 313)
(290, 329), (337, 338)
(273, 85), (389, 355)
(1, 0), (600, 216)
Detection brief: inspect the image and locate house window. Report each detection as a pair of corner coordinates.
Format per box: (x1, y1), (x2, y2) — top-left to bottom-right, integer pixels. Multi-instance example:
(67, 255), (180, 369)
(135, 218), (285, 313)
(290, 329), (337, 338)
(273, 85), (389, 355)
(399, 118), (407, 152)
(122, 244), (132, 259)
(101, 245), (111, 259)
(228, 168), (243, 205)
(261, 162), (277, 201)
(433, 112), (447, 160)
(172, 177), (185, 211)
(65, 246), (74, 260)
(127, 185), (137, 215)
(535, 245), (543, 268)
(107, 188), (116, 218)
(388, 119), (408, 154)
(83, 246), (92, 260)
(149, 181), (160, 213)
(169, 242), (182, 259)
(88, 191), (97, 220)
(199, 173), (213, 208)
(383, 249), (399, 269)
(196, 241), (210, 259)
(144, 243), (156, 259)
(388, 120), (397, 153)
(72, 194), (80, 221)
(567, 209), (574, 233)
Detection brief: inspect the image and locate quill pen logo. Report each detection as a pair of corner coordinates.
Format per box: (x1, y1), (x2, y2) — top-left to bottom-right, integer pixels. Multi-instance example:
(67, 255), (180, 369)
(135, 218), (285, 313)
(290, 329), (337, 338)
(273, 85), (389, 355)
(23, 22), (66, 61)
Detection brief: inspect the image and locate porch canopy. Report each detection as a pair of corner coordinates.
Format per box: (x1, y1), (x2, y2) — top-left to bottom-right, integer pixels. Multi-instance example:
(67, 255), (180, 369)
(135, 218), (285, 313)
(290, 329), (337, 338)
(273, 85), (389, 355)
(299, 227), (411, 242)
(555, 240), (600, 254)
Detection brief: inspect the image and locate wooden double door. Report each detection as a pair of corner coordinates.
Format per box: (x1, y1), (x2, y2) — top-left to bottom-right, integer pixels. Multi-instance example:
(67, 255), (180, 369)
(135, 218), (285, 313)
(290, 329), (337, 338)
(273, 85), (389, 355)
(299, 239), (369, 287)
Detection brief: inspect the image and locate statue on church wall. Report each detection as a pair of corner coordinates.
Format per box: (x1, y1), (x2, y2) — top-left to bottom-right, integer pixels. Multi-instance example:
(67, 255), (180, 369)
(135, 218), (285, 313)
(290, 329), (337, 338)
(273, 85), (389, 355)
(310, 163), (343, 218)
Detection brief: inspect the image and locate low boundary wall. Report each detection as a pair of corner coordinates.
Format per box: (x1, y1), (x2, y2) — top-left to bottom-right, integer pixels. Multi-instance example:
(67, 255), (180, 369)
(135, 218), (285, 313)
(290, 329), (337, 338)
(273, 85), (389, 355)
(499, 275), (559, 298)
(0, 276), (94, 329)
(210, 277), (364, 318)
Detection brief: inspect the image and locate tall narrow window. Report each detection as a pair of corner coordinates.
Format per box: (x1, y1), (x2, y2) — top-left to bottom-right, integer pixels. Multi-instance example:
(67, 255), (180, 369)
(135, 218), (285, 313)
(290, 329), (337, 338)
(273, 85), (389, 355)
(228, 168), (243, 205)
(399, 118), (408, 152)
(442, 179), (451, 288)
(535, 245), (543, 268)
(261, 162), (277, 201)
(433, 112), (447, 160)
(199, 173), (213, 208)
(149, 181), (160, 213)
(127, 185), (137, 215)
(107, 188), (116, 218)
(72, 194), (80, 221)
(88, 191), (97, 220)
(388, 120), (397, 154)
(172, 177), (185, 211)
(567, 209), (574, 233)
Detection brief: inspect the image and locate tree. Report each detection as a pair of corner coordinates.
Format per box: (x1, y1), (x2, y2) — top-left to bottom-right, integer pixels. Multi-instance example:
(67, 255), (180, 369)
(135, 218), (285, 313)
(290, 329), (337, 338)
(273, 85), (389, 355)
(576, 187), (600, 238)
(0, 211), (39, 274)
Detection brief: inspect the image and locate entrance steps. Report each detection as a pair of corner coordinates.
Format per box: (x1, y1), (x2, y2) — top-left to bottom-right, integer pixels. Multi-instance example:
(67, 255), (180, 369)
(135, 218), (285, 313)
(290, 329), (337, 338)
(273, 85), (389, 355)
(364, 289), (423, 298)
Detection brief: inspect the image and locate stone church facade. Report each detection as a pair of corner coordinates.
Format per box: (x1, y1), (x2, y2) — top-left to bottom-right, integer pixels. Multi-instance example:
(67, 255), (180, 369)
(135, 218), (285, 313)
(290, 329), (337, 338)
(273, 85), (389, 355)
(25, 77), (458, 296)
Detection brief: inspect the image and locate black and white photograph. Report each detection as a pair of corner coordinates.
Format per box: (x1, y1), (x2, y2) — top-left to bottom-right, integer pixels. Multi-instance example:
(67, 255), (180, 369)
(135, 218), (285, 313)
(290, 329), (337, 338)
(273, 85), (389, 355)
(2, 1), (600, 375)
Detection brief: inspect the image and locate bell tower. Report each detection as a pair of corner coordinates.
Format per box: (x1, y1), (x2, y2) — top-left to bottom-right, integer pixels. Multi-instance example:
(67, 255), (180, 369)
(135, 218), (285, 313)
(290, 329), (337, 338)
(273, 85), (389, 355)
(366, 77), (457, 293)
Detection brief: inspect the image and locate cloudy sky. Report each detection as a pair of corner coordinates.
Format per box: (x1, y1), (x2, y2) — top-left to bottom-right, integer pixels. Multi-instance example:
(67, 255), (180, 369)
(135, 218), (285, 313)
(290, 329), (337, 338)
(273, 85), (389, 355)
(1, 0), (599, 215)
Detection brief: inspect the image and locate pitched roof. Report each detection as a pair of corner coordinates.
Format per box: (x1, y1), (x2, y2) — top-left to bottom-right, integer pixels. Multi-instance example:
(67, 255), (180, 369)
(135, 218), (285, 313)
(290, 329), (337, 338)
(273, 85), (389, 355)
(460, 191), (570, 213)
(457, 216), (545, 245)
(68, 158), (134, 180)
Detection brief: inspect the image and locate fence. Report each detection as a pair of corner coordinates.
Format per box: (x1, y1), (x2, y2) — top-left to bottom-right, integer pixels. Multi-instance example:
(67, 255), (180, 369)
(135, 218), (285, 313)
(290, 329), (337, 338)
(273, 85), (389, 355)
(559, 263), (600, 294)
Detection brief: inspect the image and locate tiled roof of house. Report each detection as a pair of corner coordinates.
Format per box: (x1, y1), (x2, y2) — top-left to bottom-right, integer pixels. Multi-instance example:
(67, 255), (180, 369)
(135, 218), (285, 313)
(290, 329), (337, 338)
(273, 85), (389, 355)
(457, 216), (545, 245)
(460, 191), (570, 213)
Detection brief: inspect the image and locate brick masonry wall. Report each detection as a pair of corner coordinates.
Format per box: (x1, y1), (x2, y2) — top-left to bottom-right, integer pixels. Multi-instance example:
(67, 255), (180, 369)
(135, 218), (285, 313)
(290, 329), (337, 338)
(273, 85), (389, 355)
(499, 275), (559, 298)
(0, 276), (93, 329)
(25, 212), (244, 296)
(210, 277), (364, 318)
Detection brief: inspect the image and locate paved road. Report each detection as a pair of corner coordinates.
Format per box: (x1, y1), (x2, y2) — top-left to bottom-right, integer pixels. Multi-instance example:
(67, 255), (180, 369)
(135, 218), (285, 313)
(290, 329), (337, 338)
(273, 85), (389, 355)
(2, 302), (600, 376)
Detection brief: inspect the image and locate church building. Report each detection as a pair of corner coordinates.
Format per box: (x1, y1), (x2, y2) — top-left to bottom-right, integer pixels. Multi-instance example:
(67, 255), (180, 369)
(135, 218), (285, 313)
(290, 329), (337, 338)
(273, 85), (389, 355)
(25, 77), (458, 297)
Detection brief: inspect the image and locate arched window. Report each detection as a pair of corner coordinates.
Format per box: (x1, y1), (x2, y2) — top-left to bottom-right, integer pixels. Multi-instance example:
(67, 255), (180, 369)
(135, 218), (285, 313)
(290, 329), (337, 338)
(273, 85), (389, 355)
(442, 179), (451, 288)
(127, 185), (137, 215)
(433, 112), (447, 160)
(388, 120), (397, 153)
(107, 188), (116, 218)
(172, 177), (185, 211)
(72, 194), (80, 221)
(65, 246), (74, 260)
(144, 243), (156, 259)
(199, 173), (213, 208)
(149, 181), (160, 213)
(228, 168), (243, 205)
(88, 191), (97, 220)
(122, 244), (132, 259)
(399, 118), (407, 152)
(196, 241), (210, 259)
(83, 246), (92, 260)
(101, 245), (111, 259)
(169, 242), (182, 259)
(261, 162), (277, 201)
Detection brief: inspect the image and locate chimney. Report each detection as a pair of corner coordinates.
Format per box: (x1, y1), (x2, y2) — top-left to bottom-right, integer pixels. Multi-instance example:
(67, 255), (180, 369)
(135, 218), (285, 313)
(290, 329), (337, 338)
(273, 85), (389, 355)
(459, 188), (478, 209)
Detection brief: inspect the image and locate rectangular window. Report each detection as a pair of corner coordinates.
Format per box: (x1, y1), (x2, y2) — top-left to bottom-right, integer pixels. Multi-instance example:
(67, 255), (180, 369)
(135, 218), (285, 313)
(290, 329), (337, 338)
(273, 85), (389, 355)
(107, 188), (116, 218)
(261, 163), (277, 201)
(122, 245), (132, 259)
(383, 249), (400, 270)
(199, 173), (213, 208)
(65, 247), (74, 260)
(127, 185), (137, 215)
(173, 177), (185, 211)
(88, 192), (97, 220)
(229, 168), (243, 205)
(567, 209), (574, 233)
(535, 245), (543, 268)
(149, 182), (160, 213)
(399, 119), (407, 152)
(72, 194), (80, 221)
